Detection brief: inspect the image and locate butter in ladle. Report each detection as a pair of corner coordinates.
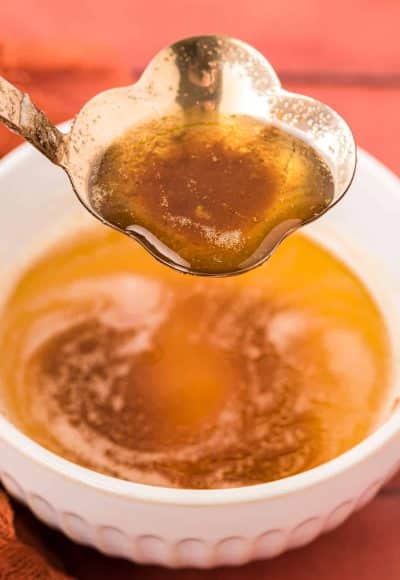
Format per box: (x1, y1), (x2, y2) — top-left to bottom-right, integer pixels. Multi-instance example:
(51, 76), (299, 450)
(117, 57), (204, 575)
(88, 114), (334, 275)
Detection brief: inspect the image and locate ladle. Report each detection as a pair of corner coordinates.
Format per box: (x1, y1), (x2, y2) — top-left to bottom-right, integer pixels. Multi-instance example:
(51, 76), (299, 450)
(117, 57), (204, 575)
(0, 35), (356, 276)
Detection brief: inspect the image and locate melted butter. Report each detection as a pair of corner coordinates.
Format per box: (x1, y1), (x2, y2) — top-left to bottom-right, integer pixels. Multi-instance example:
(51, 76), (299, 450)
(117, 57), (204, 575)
(0, 227), (390, 489)
(88, 115), (334, 274)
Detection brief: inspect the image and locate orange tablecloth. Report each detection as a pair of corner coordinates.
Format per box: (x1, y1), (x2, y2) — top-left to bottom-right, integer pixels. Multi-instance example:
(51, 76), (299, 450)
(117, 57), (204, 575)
(0, 1), (399, 578)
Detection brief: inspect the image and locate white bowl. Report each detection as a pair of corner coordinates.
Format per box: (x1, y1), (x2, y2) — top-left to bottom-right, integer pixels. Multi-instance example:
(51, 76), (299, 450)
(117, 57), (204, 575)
(0, 139), (399, 568)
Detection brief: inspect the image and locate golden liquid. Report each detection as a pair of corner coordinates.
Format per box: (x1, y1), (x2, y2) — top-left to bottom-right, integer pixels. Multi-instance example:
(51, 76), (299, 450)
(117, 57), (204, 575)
(0, 227), (390, 489)
(89, 115), (334, 274)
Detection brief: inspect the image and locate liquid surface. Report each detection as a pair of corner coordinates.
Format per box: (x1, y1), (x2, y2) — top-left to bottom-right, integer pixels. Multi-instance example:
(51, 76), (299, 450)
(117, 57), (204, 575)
(0, 228), (390, 489)
(89, 115), (335, 274)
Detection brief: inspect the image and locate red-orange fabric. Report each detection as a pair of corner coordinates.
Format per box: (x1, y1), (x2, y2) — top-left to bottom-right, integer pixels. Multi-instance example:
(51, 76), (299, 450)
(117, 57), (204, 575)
(0, 492), (70, 579)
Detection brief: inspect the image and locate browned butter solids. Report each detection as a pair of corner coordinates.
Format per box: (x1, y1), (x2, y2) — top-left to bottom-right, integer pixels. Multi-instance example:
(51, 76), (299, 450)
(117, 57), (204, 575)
(0, 227), (390, 489)
(89, 115), (335, 274)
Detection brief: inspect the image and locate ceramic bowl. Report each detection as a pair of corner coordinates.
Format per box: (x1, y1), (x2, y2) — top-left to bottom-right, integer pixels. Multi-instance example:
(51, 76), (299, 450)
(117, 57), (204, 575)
(0, 139), (399, 568)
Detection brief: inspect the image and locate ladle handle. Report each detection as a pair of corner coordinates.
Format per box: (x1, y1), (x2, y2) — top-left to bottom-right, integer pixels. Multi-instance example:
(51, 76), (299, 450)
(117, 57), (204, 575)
(0, 76), (64, 164)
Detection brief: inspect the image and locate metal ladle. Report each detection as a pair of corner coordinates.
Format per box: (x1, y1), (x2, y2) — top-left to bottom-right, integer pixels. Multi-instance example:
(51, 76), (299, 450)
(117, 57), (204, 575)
(0, 35), (356, 276)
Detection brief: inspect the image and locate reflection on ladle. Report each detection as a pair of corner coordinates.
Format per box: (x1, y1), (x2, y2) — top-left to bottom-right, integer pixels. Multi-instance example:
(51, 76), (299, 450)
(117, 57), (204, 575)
(0, 35), (356, 277)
